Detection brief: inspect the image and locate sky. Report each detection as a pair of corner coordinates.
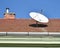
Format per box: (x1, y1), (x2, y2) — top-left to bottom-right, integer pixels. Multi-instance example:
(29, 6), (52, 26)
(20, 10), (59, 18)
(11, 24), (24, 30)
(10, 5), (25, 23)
(0, 0), (60, 19)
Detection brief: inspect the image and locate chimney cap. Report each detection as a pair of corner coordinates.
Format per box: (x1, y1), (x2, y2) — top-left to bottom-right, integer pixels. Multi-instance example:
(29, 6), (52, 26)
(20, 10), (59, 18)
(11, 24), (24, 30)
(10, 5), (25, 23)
(6, 8), (9, 9)
(4, 12), (15, 15)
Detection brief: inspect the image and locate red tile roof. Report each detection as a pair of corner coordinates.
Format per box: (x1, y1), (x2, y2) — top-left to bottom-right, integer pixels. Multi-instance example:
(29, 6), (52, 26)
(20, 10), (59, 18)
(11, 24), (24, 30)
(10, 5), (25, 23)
(0, 19), (60, 32)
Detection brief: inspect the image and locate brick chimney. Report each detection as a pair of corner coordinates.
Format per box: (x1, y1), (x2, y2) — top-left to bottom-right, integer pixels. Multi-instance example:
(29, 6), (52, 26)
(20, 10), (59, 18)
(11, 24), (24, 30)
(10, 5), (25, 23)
(4, 8), (16, 19)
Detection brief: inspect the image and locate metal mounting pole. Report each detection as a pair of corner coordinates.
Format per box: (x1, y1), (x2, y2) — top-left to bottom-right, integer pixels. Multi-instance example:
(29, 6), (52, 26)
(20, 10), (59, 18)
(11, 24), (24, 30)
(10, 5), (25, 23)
(40, 9), (43, 14)
(36, 21), (38, 27)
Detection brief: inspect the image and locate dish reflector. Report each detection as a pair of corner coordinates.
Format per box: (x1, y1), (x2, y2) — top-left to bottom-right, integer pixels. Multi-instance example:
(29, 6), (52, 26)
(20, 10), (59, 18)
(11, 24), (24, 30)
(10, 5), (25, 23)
(29, 12), (49, 23)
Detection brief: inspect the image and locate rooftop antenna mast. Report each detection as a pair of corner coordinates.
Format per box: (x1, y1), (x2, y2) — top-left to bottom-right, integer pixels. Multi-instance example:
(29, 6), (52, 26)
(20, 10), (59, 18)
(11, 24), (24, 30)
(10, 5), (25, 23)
(6, 8), (9, 13)
(40, 9), (43, 14)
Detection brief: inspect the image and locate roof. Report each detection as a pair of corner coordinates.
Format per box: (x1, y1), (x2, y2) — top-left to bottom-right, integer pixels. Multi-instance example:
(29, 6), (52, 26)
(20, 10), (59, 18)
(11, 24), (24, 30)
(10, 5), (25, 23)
(0, 19), (60, 32)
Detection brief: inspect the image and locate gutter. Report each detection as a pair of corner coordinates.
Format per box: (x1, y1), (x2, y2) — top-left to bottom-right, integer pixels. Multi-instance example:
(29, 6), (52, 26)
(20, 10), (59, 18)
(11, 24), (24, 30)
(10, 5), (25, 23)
(0, 32), (60, 36)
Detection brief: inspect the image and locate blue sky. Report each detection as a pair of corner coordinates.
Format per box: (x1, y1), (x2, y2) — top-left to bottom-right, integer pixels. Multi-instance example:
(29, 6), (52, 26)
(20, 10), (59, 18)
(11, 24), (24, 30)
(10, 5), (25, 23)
(0, 0), (60, 19)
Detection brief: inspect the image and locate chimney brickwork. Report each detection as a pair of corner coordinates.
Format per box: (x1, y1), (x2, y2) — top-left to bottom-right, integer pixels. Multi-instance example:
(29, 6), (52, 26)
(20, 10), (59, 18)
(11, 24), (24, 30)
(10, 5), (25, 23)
(4, 13), (15, 19)
(4, 8), (16, 19)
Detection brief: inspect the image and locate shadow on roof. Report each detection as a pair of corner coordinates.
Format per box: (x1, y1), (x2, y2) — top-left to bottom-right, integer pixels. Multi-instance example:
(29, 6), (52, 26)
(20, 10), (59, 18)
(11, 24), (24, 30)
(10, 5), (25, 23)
(29, 24), (48, 27)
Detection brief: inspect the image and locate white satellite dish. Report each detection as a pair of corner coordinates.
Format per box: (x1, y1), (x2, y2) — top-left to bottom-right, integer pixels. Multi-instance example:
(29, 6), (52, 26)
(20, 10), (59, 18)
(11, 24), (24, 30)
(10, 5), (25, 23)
(29, 12), (49, 23)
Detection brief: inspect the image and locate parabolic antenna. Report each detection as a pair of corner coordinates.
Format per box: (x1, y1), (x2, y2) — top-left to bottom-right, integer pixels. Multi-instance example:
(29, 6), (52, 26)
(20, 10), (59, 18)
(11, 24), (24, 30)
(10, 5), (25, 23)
(29, 12), (49, 23)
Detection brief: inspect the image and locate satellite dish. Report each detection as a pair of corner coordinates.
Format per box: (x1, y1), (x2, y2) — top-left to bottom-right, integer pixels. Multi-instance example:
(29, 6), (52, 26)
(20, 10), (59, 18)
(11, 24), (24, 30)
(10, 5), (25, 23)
(29, 12), (49, 23)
